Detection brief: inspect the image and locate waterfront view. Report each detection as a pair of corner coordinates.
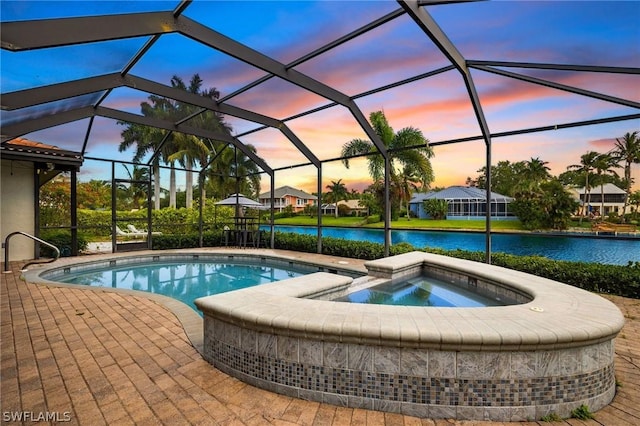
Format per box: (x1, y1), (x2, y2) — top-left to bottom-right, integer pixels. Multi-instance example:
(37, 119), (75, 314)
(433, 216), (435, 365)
(271, 225), (639, 265)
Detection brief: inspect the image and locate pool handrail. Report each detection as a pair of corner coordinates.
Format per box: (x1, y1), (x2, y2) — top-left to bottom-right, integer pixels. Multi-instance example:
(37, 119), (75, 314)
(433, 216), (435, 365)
(3, 231), (60, 272)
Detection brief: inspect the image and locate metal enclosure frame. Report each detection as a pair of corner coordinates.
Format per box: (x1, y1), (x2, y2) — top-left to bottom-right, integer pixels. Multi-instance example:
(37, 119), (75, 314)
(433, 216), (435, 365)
(2, 0), (638, 260)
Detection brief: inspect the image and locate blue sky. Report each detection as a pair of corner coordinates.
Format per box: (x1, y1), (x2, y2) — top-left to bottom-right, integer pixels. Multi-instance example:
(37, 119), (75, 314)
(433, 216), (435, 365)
(1, 1), (639, 193)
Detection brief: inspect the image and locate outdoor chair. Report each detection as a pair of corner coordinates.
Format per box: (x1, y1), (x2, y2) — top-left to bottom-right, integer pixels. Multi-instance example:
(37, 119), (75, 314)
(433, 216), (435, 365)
(115, 225), (145, 238)
(127, 224), (162, 236)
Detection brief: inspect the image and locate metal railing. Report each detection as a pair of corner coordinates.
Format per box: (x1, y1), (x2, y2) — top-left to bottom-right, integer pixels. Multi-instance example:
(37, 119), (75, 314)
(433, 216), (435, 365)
(3, 231), (60, 272)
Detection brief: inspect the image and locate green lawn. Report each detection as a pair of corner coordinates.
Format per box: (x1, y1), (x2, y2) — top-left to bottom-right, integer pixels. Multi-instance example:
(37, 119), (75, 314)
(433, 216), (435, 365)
(273, 215), (525, 231)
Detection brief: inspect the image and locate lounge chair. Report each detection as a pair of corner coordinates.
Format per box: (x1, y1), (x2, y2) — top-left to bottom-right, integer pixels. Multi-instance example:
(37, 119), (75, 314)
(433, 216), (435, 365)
(127, 224), (162, 236)
(115, 225), (144, 238)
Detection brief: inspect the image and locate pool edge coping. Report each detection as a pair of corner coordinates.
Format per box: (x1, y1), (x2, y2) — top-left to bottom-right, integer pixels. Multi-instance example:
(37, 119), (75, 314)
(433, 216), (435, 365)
(196, 251), (626, 351)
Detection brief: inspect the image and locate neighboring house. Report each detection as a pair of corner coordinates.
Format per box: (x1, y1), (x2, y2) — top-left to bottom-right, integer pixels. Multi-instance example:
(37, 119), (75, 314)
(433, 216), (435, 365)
(569, 183), (626, 216)
(1, 138), (83, 261)
(320, 204), (336, 216)
(409, 186), (515, 220)
(258, 185), (317, 213)
(338, 199), (368, 216)
(321, 200), (368, 216)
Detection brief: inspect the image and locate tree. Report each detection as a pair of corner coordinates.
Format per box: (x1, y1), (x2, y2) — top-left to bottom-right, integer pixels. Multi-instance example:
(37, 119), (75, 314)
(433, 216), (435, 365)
(119, 74), (232, 209)
(520, 157), (551, 190)
(509, 158), (553, 221)
(472, 160), (527, 197)
(422, 199), (448, 220)
(510, 179), (578, 230)
(118, 123), (165, 210)
(396, 165), (423, 220)
(341, 111), (434, 219)
(39, 175), (71, 227)
(165, 75), (232, 208)
(120, 165), (150, 210)
(611, 131), (640, 217)
(360, 181), (400, 221)
(303, 203), (316, 218)
(325, 179), (348, 218)
(566, 151), (599, 222)
(204, 144), (263, 200)
(628, 190), (640, 216)
(77, 179), (111, 210)
(592, 153), (619, 216)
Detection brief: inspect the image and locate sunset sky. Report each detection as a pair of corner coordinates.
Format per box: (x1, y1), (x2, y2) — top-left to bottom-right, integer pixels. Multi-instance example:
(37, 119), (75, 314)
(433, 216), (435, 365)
(2, 0), (639, 194)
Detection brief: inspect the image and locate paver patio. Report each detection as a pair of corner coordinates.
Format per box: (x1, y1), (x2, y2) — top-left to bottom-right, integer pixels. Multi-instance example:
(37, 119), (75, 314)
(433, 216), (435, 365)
(1, 254), (639, 425)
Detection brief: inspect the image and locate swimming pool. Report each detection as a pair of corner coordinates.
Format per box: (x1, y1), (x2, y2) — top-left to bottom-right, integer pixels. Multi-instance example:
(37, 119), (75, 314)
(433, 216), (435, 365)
(270, 225), (640, 265)
(42, 254), (350, 314)
(336, 276), (504, 307)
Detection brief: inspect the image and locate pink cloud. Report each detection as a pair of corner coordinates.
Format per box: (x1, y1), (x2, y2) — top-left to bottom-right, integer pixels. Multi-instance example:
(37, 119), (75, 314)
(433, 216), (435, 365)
(589, 138), (617, 150)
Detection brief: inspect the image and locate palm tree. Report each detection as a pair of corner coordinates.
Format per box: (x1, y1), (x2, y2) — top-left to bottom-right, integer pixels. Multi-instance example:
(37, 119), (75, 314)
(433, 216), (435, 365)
(119, 124), (166, 210)
(204, 144), (263, 201)
(341, 111), (434, 218)
(523, 157), (551, 184)
(167, 132), (210, 208)
(120, 74), (232, 210)
(325, 179), (348, 218)
(611, 131), (640, 217)
(121, 164), (150, 210)
(593, 153), (619, 217)
(513, 157), (552, 202)
(567, 151), (599, 222)
(629, 190), (640, 215)
(396, 165), (422, 220)
(167, 75), (232, 208)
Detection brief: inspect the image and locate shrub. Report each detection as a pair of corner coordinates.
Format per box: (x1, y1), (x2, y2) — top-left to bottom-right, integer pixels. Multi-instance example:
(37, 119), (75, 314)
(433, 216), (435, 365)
(274, 205), (296, 219)
(423, 199), (448, 220)
(151, 231), (224, 250)
(365, 214), (381, 224)
(78, 209), (114, 238)
(39, 230), (88, 257)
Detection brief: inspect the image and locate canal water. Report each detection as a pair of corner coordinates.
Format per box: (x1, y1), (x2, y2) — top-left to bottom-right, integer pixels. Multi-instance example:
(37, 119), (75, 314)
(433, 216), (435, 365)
(270, 225), (639, 265)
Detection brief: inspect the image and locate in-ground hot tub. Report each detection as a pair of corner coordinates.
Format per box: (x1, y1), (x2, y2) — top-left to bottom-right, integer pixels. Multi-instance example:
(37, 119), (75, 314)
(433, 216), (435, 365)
(195, 251), (624, 421)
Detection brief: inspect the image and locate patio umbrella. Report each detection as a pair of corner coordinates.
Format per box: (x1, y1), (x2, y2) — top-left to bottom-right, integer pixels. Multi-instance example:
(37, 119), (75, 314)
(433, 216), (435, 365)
(214, 194), (268, 231)
(214, 193), (266, 209)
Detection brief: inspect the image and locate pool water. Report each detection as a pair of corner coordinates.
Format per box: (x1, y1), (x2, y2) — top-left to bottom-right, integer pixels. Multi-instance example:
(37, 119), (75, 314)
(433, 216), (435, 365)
(52, 260), (308, 313)
(337, 276), (503, 307)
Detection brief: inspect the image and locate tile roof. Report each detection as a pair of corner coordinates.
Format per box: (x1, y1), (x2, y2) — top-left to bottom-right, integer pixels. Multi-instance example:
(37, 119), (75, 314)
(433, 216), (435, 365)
(1, 137), (83, 166)
(259, 185), (317, 200)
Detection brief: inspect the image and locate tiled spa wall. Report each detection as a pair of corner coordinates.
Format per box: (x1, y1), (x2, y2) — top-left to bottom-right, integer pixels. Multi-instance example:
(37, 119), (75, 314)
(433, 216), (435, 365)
(202, 316), (616, 421)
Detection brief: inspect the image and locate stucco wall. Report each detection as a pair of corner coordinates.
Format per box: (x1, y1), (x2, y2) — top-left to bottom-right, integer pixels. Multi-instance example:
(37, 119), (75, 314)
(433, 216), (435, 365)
(1, 159), (35, 261)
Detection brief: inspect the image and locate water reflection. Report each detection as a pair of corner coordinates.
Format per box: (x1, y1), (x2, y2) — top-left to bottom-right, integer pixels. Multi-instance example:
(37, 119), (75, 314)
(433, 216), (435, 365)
(338, 277), (500, 307)
(58, 261), (307, 314)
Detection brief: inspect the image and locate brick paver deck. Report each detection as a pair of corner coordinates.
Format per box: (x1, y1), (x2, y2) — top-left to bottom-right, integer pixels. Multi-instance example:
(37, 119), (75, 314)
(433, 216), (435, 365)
(2, 258), (639, 425)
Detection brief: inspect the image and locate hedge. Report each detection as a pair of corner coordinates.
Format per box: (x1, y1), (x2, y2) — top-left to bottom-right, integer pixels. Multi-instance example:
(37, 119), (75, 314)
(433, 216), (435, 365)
(75, 205), (236, 238)
(151, 231), (640, 299)
(39, 230), (88, 257)
(152, 231), (225, 250)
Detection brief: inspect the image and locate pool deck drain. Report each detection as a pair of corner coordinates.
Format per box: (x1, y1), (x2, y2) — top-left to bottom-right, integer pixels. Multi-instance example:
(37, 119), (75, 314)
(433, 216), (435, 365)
(2, 249), (639, 425)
